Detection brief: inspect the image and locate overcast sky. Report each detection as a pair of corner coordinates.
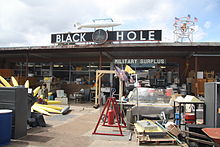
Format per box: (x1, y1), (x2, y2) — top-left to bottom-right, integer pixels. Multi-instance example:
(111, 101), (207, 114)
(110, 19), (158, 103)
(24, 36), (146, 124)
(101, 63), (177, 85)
(0, 0), (220, 47)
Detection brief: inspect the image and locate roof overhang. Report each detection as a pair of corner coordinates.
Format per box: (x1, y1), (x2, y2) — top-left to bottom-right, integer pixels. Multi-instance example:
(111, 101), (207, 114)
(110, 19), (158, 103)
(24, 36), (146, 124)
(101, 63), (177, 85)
(0, 42), (220, 63)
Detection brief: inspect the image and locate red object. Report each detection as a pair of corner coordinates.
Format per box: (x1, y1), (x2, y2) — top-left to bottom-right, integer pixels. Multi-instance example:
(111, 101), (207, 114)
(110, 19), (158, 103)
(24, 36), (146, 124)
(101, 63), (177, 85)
(202, 128), (220, 144)
(185, 113), (195, 124)
(108, 110), (114, 125)
(92, 97), (126, 136)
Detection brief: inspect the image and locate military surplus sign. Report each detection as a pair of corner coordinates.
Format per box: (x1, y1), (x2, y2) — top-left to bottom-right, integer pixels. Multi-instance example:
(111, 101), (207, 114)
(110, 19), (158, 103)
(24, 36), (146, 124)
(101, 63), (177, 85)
(114, 59), (166, 64)
(51, 30), (162, 44)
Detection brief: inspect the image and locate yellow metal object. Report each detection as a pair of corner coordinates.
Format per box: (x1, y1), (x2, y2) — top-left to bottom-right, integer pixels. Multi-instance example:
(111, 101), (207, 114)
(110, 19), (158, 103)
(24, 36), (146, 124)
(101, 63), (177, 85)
(36, 105), (61, 114)
(33, 86), (41, 96)
(0, 83), (5, 87)
(35, 104), (63, 110)
(47, 100), (62, 104)
(24, 80), (29, 88)
(11, 76), (19, 86)
(0, 76), (12, 87)
(32, 105), (51, 116)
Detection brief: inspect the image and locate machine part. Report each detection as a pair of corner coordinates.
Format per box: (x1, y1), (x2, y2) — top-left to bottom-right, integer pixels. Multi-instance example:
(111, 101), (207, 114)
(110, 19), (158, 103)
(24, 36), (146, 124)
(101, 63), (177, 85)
(46, 100), (61, 104)
(11, 76), (19, 86)
(24, 80), (29, 88)
(32, 105), (51, 116)
(36, 104), (63, 110)
(108, 109), (114, 125)
(61, 106), (70, 115)
(33, 86), (41, 96)
(36, 105), (61, 114)
(129, 131), (133, 141)
(126, 109), (135, 130)
(0, 76), (12, 87)
(92, 97), (126, 136)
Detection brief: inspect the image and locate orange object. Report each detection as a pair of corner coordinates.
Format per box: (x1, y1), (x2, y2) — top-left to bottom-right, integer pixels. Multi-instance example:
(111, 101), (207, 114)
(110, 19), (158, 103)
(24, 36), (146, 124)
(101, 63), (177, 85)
(202, 128), (220, 144)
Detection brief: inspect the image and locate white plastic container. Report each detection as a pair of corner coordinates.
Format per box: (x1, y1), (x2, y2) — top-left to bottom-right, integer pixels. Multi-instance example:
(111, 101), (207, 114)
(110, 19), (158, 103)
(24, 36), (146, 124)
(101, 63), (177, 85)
(56, 90), (65, 97)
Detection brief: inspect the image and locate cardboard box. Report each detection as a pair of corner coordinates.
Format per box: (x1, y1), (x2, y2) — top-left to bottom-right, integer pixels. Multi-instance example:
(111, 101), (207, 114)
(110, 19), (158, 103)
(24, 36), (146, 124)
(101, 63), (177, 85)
(167, 124), (181, 136)
(188, 70), (195, 78)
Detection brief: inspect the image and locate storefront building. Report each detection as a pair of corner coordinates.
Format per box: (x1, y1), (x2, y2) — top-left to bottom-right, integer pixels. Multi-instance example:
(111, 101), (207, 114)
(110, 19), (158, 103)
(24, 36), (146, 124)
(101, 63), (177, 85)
(0, 29), (220, 96)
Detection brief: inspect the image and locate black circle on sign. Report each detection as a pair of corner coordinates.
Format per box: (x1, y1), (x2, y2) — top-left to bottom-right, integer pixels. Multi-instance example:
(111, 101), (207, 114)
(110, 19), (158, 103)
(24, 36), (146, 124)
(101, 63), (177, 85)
(92, 29), (108, 44)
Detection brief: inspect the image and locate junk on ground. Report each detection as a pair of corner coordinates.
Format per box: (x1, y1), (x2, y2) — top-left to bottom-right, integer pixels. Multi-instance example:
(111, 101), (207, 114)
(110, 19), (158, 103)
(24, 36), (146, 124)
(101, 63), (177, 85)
(134, 120), (181, 145)
(28, 112), (46, 127)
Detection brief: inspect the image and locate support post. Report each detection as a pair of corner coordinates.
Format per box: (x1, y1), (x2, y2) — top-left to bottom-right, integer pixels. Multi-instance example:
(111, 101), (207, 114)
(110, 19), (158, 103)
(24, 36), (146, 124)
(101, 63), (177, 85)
(25, 51), (29, 78)
(99, 51), (102, 70)
(195, 56), (198, 96)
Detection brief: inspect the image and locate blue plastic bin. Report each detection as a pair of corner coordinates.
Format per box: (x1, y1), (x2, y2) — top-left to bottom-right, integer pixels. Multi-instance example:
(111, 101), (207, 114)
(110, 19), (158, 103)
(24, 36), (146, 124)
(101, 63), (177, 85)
(0, 109), (12, 146)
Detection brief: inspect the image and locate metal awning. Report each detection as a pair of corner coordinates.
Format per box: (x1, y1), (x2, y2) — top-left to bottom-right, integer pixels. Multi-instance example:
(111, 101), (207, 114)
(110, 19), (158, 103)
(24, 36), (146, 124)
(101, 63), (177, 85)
(0, 42), (220, 63)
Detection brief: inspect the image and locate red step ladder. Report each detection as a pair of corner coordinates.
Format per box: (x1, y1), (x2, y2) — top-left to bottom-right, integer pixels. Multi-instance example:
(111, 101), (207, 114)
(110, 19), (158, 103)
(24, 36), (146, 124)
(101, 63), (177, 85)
(92, 97), (126, 136)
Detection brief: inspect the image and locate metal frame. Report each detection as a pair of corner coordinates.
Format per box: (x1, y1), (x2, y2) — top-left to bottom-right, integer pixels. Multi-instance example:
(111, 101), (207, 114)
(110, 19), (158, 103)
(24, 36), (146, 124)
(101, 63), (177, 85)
(173, 15), (198, 42)
(92, 97), (126, 136)
(173, 101), (206, 128)
(95, 70), (123, 105)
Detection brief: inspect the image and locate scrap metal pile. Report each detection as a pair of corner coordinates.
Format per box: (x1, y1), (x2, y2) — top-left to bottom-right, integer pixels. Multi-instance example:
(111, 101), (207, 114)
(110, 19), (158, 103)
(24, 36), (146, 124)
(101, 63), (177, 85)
(0, 76), (69, 116)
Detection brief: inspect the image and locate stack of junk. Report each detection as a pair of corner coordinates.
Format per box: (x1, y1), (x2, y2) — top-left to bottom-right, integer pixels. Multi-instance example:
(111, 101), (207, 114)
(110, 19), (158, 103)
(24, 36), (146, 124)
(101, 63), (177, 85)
(0, 76), (70, 145)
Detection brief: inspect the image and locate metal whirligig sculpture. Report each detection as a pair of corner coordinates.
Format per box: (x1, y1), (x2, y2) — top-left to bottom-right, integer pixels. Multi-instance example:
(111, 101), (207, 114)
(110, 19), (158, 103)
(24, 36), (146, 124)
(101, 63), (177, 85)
(173, 14), (198, 42)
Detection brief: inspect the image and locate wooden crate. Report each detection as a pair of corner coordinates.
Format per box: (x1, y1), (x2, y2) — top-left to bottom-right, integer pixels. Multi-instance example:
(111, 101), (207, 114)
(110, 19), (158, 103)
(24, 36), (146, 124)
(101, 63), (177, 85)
(167, 124), (181, 137)
(134, 128), (176, 145)
(191, 78), (206, 95)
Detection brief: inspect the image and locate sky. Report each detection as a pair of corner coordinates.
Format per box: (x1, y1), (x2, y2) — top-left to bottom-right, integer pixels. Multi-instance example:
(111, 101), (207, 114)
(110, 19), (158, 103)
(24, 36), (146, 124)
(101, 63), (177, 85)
(0, 0), (220, 47)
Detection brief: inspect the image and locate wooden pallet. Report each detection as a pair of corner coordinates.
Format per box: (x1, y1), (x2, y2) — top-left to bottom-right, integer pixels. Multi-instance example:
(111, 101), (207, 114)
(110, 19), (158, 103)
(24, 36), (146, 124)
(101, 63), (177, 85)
(135, 128), (176, 145)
